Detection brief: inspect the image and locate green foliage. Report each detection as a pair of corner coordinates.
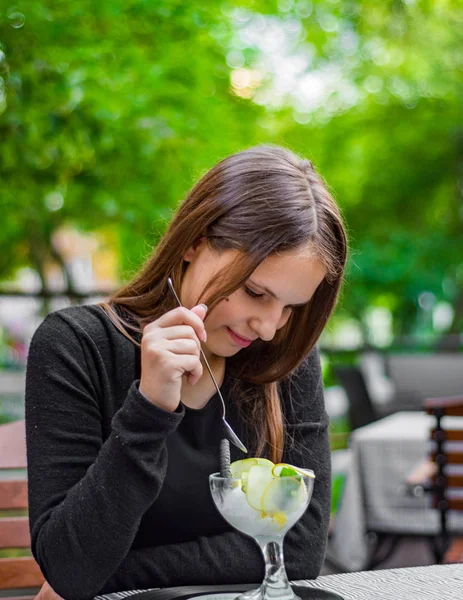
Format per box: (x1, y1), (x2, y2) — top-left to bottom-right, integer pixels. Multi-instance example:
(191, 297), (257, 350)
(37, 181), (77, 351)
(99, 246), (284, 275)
(1, 1), (462, 336)
(331, 473), (345, 516)
(275, 1), (463, 335)
(0, 1), (265, 280)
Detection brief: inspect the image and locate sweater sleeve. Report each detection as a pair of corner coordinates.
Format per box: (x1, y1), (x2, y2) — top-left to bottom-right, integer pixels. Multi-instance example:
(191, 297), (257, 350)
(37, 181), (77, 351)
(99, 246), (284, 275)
(97, 346), (330, 593)
(25, 312), (184, 600)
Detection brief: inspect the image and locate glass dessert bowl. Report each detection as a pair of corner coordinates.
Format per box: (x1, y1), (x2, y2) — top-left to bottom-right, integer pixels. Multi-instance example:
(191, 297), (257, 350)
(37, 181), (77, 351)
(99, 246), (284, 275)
(210, 459), (315, 600)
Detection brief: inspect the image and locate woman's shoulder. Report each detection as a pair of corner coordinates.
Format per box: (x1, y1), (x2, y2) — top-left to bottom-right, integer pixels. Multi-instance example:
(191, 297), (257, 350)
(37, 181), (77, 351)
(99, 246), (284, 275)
(31, 304), (131, 349)
(35, 304), (106, 334)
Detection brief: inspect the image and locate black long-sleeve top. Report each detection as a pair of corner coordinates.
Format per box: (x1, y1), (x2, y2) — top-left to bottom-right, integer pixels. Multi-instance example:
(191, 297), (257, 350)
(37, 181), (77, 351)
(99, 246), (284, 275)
(25, 305), (331, 600)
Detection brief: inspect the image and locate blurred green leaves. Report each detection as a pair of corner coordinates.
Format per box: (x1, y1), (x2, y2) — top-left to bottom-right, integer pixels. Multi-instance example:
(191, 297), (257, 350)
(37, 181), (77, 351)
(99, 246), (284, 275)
(0, 0), (462, 337)
(0, 1), (265, 280)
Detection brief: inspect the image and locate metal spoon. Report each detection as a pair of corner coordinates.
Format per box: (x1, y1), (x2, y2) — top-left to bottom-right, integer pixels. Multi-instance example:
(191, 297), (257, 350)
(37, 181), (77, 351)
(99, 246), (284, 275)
(167, 277), (247, 453)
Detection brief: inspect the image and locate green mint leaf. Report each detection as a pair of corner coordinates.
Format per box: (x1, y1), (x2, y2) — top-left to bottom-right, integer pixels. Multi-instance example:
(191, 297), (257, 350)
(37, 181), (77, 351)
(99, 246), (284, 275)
(279, 467), (302, 481)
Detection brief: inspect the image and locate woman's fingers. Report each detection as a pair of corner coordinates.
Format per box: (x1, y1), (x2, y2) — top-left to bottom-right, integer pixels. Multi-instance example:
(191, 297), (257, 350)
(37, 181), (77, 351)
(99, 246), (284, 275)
(153, 306), (207, 341)
(166, 338), (201, 356)
(139, 304), (208, 409)
(170, 353), (203, 384)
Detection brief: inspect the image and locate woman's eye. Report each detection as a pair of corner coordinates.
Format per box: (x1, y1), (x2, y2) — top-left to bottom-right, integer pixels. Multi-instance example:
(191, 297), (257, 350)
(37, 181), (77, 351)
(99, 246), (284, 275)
(244, 287), (295, 311)
(244, 287), (263, 299)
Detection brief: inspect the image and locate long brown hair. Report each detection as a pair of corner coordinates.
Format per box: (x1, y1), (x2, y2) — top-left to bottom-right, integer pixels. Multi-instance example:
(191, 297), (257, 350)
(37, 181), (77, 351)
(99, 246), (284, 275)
(100, 144), (347, 462)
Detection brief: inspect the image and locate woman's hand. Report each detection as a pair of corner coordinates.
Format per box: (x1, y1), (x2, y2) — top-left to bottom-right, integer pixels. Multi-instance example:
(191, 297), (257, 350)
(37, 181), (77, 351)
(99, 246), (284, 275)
(139, 304), (208, 412)
(35, 581), (64, 600)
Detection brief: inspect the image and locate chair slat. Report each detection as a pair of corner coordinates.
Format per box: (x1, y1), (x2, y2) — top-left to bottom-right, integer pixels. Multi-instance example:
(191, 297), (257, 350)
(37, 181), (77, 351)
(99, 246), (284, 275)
(432, 428), (463, 442)
(0, 421), (27, 470)
(435, 474), (463, 487)
(426, 396), (463, 416)
(0, 517), (31, 549)
(0, 480), (28, 510)
(1, 596), (38, 600)
(448, 498), (463, 510)
(0, 557), (44, 590)
(433, 497), (463, 511)
(432, 451), (463, 464)
(448, 498), (463, 511)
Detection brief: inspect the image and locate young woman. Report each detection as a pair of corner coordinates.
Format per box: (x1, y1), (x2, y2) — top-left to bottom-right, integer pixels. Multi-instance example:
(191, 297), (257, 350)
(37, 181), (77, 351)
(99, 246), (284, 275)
(25, 144), (347, 600)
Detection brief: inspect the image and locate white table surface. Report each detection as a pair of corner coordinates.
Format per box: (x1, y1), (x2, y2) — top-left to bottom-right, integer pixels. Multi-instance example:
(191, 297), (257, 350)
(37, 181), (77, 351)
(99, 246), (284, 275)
(308, 563), (463, 599)
(329, 411), (463, 571)
(95, 564), (463, 600)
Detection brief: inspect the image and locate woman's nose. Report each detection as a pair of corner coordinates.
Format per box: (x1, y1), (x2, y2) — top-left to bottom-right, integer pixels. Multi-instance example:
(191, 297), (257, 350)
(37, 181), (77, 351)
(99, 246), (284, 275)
(249, 308), (289, 342)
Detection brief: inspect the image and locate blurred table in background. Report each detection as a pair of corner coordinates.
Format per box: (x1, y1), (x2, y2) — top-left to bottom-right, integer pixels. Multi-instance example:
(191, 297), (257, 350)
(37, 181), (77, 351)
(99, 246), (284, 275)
(329, 411), (463, 571)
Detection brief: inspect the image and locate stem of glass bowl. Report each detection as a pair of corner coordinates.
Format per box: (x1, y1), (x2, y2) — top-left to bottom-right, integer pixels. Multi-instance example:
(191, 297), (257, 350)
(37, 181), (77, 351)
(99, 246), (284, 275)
(255, 536), (296, 600)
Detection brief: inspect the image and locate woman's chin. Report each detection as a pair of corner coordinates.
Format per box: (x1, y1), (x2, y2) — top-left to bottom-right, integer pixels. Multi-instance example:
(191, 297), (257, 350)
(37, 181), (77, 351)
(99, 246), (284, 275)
(211, 346), (241, 358)
(203, 340), (241, 360)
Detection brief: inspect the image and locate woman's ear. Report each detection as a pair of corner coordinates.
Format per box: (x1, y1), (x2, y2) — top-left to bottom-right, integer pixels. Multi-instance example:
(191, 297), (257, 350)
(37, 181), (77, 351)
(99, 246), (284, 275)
(184, 237), (207, 263)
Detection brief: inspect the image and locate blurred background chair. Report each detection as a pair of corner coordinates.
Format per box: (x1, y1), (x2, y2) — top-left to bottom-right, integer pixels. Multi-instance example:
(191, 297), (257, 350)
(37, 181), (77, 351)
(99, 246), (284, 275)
(385, 354), (463, 405)
(0, 419), (45, 599)
(333, 352), (442, 433)
(405, 396), (463, 564)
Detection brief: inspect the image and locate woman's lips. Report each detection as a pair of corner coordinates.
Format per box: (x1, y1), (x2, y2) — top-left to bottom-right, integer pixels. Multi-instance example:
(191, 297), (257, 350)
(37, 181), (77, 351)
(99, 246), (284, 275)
(226, 327), (253, 348)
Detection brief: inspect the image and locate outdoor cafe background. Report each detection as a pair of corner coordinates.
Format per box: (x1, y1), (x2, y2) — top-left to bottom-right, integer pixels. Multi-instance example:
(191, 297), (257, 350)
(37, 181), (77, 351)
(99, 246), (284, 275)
(1, 0), (462, 573)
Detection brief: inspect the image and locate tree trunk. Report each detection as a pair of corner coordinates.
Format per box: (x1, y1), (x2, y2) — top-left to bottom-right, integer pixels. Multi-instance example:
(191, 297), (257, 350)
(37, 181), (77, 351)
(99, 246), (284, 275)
(28, 246), (51, 317)
(49, 242), (79, 305)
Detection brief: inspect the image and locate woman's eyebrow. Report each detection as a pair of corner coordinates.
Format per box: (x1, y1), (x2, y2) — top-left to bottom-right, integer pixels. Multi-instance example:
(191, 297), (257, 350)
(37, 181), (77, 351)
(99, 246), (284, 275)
(247, 279), (310, 307)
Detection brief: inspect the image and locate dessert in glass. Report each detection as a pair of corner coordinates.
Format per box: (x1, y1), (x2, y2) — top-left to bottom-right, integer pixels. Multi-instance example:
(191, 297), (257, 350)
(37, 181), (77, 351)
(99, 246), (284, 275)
(210, 458), (315, 600)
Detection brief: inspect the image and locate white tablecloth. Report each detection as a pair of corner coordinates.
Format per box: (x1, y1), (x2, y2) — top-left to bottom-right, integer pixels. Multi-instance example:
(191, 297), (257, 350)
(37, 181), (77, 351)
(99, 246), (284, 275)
(95, 564), (463, 600)
(308, 563), (463, 599)
(329, 412), (463, 571)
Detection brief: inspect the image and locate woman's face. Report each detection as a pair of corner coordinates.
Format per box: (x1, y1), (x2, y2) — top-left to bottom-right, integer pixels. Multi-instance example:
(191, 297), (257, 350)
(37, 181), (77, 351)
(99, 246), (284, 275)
(180, 238), (326, 360)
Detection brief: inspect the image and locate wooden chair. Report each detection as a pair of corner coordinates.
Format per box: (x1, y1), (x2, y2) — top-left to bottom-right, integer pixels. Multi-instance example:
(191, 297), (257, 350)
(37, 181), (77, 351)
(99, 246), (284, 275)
(0, 419), (44, 599)
(406, 396), (463, 564)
